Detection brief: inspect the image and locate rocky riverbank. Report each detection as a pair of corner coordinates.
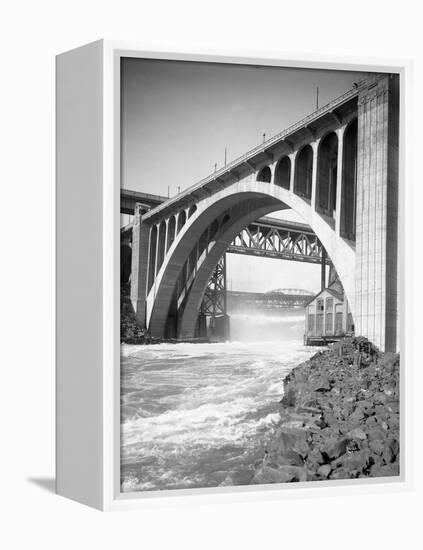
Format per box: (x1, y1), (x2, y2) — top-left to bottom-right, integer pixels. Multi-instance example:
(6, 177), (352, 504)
(120, 286), (209, 345)
(251, 337), (400, 484)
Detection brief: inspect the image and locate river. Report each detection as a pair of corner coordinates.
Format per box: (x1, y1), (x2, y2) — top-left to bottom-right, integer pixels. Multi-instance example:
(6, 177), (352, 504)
(120, 308), (319, 492)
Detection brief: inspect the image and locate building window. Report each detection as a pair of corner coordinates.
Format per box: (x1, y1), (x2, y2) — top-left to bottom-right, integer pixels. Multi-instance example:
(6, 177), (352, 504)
(326, 313), (333, 334)
(335, 312), (343, 335)
(308, 314), (315, 335)
(316, 314), (324, 335)
(347, 313), (355, 333)
(326, 297), (333, 311)
(317, 299), (324, 312)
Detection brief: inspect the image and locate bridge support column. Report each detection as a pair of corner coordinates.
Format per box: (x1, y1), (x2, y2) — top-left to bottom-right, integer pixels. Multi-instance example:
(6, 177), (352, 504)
(310, 141), (319, 210)
(153, 222), (160, 278)
(164, 218), (169, 254)
(355, 74), (399, 351)
(335, 126), (345, 235)
(130, 203), (151, 328)
(288, 151), (297, 193)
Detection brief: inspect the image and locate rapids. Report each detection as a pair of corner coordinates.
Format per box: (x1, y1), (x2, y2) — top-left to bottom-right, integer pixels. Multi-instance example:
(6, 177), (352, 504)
(120, 308), (318, 492)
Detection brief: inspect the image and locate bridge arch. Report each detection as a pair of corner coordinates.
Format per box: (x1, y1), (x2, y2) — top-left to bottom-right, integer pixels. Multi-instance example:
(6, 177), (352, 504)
(144, 180), (355, 339)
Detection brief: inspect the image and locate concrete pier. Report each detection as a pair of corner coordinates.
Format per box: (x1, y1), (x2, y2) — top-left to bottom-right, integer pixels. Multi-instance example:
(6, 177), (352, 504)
(355, 75), (399, 351)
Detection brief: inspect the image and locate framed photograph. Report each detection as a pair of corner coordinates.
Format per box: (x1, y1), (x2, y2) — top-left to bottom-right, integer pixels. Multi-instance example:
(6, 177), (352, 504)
(56, 40), (411, 510)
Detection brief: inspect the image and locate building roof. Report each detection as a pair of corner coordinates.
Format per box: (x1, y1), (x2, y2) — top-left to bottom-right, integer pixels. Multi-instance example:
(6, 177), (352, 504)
(305, 287), (344, 307)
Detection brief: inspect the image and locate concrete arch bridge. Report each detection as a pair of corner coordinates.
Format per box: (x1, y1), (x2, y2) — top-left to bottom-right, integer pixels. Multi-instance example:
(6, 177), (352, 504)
(128, 73), (399, 351)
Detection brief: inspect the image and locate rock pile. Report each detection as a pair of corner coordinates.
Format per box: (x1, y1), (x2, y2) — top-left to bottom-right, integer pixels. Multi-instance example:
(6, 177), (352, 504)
(251, 337), (400, 484)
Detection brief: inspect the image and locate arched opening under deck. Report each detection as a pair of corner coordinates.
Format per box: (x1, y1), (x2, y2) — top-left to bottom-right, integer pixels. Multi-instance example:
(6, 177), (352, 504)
(341, 119), (358, 241)
(257, 166), (272, 183)
(156, 220), (167, 274)
(274, 156), (291, 189)
(167, 215), (176, 252)
(317, 132), (338, 219)
(294, 145), (313, 201)
(147, 225), (157, 293)
(177, 209), (187, 234)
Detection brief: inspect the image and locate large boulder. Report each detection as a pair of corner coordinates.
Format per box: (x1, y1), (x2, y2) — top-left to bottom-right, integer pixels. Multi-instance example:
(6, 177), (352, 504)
(323, 438), (350, 460)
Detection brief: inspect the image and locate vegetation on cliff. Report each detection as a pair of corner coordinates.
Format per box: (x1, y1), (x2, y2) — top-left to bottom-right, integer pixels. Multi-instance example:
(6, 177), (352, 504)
(120, 285), (147, 344)
(252, 337), (400, 484)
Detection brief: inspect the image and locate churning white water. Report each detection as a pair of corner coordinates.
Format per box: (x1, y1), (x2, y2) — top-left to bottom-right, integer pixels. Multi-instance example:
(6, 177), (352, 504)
(120, 308), (317, 492)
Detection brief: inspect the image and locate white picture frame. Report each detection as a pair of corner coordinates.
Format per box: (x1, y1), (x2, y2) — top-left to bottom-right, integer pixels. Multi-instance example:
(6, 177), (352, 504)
(56, 39), (413, 511)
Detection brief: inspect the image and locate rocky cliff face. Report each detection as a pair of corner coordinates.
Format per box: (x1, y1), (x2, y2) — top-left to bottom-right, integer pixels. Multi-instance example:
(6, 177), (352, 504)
(251, 337), (400, 484)
(121, 285), (146, 344)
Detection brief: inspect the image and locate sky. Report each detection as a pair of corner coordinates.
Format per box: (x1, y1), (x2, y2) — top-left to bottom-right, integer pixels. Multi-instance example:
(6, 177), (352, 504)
(121, 58), (366, 293)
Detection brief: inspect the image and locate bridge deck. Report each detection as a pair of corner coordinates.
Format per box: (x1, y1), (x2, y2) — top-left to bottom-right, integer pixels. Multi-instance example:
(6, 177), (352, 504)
(139, 76), (386, 222)
(121, 189), (167, 215)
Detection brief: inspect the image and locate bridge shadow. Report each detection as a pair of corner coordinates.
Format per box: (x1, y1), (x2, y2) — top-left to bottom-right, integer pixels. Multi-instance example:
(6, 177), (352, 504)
(27, 477), (56, 494)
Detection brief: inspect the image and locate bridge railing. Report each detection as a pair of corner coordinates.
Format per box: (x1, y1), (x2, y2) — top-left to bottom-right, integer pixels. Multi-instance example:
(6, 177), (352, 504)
(194, 84), (361, 186)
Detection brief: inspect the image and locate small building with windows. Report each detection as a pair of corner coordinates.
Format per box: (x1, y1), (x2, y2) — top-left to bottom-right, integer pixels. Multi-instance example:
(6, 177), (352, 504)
(304, 279), (354, 345)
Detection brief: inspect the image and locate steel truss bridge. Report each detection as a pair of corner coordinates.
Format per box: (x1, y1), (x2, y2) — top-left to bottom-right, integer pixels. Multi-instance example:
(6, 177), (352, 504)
(227, 289), (315, 311)
(227, 216), (329, 264)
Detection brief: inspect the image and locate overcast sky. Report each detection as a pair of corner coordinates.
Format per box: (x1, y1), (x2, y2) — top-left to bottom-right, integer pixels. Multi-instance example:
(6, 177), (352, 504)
(121, 58), (366, 293)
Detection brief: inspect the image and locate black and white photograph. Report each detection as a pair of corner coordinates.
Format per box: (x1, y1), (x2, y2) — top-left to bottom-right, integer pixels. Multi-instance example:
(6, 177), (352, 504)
(6, 0), (423, 543)
(119, 58), (400, 493)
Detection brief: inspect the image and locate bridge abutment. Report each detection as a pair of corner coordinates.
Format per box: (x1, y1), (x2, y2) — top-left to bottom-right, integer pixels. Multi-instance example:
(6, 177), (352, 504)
(355, 74), (399, 352)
